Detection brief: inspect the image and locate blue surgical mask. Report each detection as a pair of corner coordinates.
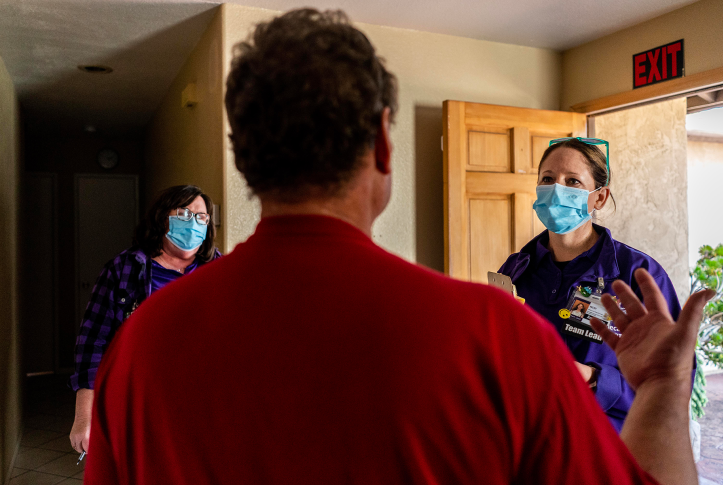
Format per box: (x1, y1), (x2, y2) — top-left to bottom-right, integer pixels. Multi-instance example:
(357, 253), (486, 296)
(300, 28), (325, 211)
(166, 217), (207, 251)
(533, 183), (600, 235)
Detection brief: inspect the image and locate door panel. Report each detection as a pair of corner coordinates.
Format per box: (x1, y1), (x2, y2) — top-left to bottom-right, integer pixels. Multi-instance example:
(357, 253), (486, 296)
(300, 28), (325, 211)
(468, 130), (510, 172)
(75, 175), (138, 329)
(531, 134), (558, 172)
(469, 197), (512, 284)
(444, 101), (586, 282)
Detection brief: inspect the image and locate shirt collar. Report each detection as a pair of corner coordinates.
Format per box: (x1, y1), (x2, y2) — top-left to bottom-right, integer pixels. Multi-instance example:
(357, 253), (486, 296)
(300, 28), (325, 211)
(131, 247), (148, 265)
(251, 215), (374, 245)
(526, 224), (620, 279)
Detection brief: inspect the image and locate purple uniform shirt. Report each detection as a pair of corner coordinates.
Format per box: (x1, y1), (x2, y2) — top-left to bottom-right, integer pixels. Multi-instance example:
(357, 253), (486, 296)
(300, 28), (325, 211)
(498, 224), (684, 433)
(69, 247), (220, 391)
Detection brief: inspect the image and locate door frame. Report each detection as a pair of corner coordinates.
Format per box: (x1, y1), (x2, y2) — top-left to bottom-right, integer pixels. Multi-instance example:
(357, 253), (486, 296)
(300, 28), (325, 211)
(571, 65), (723, 116)
(73, 174), (139, 356)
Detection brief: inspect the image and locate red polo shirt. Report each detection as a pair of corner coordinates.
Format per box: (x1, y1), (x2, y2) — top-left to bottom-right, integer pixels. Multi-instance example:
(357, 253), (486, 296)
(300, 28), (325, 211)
(86, 215), (657, 485)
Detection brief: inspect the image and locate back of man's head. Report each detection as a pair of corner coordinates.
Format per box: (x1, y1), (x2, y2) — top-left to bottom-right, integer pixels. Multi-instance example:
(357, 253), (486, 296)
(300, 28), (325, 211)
(225, 9), (398, 202)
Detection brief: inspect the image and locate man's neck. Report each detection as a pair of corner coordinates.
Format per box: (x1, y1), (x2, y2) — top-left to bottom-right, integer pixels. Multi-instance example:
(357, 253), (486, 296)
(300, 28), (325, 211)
(260, 197), (374, 237)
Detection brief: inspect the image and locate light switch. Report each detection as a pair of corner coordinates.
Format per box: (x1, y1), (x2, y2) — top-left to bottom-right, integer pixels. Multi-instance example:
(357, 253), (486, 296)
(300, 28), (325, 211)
(182, 83), (198, 108)
(213, 204), (220, 226)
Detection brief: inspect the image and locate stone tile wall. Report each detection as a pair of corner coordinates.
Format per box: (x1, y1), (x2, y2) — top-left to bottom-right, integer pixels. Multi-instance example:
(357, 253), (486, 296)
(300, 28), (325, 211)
(595, 98), (689, 302)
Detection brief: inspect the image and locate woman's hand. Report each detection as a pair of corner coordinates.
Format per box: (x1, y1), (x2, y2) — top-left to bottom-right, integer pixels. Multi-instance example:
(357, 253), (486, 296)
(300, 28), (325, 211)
(574, 361), (595, 384)
(70, 389), (94, 453)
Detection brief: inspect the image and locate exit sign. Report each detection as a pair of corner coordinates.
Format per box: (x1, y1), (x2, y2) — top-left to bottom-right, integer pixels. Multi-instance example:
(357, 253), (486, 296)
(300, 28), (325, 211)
(633, 39), (684, 89)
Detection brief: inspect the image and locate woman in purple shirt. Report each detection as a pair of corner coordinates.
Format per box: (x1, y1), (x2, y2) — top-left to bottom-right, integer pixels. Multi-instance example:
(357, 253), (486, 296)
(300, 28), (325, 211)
(499, 138), (682, 433)
(69, 185), (221, 455)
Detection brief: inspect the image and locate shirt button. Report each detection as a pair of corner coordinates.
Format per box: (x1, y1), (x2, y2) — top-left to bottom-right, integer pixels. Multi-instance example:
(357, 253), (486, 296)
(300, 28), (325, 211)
(552, 289), (556, 294)
(121, 298), (126, 303)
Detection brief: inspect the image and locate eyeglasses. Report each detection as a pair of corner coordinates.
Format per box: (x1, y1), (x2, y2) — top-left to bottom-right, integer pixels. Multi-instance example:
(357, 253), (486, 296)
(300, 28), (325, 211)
(548, 137), (610, 186)
(174, 207), (210, 225)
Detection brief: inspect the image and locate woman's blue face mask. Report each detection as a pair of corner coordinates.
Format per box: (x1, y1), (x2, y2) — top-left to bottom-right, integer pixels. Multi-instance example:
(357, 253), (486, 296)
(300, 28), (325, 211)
(166, 216), (207, 251)
(533, 183), (601, 235)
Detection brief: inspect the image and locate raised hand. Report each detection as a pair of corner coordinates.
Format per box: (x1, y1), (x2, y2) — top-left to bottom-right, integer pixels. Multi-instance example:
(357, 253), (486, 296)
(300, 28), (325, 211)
(590, 269), (714, 485)
(590, 268), (714, 391)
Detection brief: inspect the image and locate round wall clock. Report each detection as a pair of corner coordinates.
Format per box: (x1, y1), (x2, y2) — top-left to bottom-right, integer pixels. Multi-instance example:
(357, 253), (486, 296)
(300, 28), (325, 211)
(97, 148), (119, 169)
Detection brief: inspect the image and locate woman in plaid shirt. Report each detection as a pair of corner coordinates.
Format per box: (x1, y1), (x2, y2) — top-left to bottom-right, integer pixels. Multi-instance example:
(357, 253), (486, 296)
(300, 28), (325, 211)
(68, 185), (222, 455)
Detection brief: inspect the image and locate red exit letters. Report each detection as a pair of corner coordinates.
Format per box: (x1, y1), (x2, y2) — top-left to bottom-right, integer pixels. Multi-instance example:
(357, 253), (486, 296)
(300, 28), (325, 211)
(633, 40), (684, 89)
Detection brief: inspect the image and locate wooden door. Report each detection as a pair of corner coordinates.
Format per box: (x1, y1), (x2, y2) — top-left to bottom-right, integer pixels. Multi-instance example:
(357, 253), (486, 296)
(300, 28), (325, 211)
(443, 101), (586, 283)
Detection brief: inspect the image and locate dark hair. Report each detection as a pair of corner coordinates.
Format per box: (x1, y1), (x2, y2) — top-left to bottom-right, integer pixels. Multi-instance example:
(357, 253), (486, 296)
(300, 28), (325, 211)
(224, 8), (398, 200)
(133, 185), (217, 262)
(539, 139), (616, 212)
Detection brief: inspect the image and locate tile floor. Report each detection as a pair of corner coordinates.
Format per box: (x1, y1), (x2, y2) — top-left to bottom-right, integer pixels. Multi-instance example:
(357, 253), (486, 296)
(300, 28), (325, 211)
(10, 374), (84, 485)
(698, 373), (723, 484)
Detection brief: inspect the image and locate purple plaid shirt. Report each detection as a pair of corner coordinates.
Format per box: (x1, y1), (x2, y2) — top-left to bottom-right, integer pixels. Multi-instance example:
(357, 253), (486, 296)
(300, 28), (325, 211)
(69, 247), (221, 390)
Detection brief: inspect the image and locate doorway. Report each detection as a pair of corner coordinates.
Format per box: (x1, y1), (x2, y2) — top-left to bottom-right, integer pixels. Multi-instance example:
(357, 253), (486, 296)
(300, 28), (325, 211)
(74, 175), (139, 330)
(686, 107), (723, 267)
(590, 98), (689, 303)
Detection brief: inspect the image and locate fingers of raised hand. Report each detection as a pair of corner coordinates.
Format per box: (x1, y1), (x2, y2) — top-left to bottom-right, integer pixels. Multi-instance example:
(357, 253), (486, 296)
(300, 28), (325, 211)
(611, 279), (647, 321)
(601, 293), (630, 332)
(634, 268), (671, 319)
(590, 317), (618, 351)
(677, 288), (716, 347)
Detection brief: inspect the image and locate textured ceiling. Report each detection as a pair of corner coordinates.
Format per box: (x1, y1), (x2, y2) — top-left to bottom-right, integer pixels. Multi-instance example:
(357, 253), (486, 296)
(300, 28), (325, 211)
(0, 0), (700, 135)
(232, 0), (698, 51)
(0, 1), (220, 134)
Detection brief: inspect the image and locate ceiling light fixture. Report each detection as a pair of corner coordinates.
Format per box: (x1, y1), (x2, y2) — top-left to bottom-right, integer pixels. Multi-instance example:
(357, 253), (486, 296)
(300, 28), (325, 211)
(77, 65), (113, 74)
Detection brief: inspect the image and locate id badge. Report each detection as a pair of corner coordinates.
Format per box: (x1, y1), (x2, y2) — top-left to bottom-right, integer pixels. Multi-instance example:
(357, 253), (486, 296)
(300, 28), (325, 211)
(558, 278), (620, 344)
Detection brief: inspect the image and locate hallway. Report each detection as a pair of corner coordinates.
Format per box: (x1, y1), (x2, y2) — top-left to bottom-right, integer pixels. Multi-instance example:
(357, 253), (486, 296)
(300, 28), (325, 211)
(9, 375), (83, 484)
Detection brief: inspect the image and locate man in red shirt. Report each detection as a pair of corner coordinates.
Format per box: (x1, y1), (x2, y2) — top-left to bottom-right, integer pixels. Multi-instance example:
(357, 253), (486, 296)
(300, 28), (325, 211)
(86, 8), (708, 485)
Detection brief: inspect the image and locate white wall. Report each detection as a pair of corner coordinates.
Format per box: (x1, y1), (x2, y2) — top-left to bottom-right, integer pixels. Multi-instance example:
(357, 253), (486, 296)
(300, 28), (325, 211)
(688, 137), (723, 267)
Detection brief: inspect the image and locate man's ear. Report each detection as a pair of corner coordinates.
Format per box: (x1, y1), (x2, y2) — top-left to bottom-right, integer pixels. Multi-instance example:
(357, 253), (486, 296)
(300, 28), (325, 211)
(374, 107), (392, 175)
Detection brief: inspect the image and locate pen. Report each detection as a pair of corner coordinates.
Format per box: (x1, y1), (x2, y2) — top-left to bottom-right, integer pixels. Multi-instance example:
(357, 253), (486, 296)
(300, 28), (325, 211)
(77, 451), (86, 465)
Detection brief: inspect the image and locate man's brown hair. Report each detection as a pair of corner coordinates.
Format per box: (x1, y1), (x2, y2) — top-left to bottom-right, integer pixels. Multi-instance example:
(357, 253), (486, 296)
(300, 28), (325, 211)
(225, 9), (398, 200)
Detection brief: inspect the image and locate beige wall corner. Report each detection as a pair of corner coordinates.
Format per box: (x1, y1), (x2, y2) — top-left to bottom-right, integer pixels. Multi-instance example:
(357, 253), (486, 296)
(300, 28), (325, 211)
(145, 6), (226, 250)
(561, 0), (723, 111)
(0, 54), (22, 484)
(222, 5), (562, 270)
(594, 98), (689, 302)
(221, 4), (272, 253)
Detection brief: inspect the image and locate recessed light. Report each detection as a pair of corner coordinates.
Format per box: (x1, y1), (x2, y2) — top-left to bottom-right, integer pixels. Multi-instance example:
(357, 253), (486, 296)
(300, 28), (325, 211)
(77, 65), (113, 74)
